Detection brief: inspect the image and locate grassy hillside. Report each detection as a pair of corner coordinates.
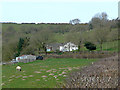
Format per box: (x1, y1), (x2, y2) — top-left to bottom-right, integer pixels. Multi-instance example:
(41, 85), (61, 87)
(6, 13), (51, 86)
(54, 33), (66, 43)
(2, 58), (96, 88)
(0, 35), (2, 62)
(2, 23), (118, 62)
(73, 40), (118, 52)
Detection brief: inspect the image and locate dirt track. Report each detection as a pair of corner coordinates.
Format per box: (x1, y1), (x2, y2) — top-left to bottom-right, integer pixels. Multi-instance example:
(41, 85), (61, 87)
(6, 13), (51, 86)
(64, 55), (118, 88)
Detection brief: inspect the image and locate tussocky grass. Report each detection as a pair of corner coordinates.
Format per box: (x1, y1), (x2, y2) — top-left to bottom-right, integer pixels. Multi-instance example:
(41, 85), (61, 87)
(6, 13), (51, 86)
(2, 58), (97, 88)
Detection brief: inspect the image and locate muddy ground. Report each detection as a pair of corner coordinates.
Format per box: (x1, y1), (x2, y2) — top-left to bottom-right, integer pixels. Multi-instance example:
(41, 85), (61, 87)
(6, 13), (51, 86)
(64, 55), (118, 88)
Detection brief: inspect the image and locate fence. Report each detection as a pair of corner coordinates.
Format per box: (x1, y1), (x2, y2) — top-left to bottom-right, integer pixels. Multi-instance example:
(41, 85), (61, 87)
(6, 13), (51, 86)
(46, 51), (117, 59)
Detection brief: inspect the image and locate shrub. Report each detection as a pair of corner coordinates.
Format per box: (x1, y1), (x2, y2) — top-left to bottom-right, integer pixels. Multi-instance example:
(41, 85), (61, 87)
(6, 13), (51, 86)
(56, 49), (63, 55)
(47, 51), (54, 54)
(84, 42), (96, 51)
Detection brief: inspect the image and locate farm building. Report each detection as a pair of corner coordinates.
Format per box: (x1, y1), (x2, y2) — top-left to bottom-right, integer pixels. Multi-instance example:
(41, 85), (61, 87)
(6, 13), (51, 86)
(46, 42), (78, 52)
(16, 55), (36, 63)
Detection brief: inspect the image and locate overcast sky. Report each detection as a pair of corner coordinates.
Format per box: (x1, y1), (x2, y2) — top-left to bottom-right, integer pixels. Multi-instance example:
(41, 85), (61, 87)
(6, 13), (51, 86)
(0, 0), (118, 23)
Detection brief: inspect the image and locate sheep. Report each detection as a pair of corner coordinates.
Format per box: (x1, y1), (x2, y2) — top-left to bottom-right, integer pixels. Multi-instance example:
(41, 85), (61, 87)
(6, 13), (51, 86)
(16, 65), (21, 71)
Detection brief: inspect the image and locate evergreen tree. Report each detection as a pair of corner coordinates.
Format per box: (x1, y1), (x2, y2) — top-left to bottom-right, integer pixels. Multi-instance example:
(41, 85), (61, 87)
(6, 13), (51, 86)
(89, 24), (93, 30)
(15, 38), (24, 57)
(84, 42), (96, 51)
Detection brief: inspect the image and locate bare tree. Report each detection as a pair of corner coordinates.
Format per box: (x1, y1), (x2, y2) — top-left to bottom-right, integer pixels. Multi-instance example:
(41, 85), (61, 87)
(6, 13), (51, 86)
(30, 30), (55, 55)
(69, 18), (80, 25)
(107, 29), (118, 41)
(65, 32), (85, 52)
(101, 12), (108, 20)
(3, 40), (18, 61)
(94, 28), (109, 51)
(89, 12), (108, 29)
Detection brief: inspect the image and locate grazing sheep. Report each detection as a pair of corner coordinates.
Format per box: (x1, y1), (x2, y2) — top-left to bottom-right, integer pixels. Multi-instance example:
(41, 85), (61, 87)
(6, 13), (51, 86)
(16, 65), (21, 71)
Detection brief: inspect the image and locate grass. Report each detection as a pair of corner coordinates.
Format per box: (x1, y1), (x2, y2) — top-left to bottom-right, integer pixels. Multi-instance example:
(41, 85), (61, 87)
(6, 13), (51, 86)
(96, 40), (118, 52)
(2, 58), (96, 88)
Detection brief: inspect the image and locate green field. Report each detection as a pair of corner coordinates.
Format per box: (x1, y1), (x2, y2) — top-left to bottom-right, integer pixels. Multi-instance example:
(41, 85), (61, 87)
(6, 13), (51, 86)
(96, 40), (118, 52)
(78, 40), (118, 52)
(2, 58), (96, 88)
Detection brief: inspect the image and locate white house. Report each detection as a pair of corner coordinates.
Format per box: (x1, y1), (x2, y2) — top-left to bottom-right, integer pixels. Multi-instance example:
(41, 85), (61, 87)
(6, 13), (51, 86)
(60, 42), (78, 52)
(46, 42), (78, 52)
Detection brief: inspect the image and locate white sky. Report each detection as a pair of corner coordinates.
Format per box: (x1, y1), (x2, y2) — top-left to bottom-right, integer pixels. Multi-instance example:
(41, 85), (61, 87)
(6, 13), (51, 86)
(0, 0), (119, 23)
(1, 0), (119, 2)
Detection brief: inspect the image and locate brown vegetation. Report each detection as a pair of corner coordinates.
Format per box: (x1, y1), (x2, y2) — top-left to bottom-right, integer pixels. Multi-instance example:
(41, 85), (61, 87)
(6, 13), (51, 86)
(61, 55), (118, 88)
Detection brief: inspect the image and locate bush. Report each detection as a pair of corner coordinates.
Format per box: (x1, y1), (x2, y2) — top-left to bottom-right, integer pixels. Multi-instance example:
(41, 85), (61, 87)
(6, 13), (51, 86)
(47, 51), (54, 54)
(56, 49), (63, 55)
(84, 42), (96, 51)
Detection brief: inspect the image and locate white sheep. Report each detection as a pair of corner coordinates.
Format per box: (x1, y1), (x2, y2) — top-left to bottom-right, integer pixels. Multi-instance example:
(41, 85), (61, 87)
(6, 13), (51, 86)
(16, 65), (21, 71)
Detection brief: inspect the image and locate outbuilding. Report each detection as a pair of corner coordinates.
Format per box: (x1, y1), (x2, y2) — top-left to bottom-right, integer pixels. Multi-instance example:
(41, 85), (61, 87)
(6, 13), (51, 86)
(16, 55), (36, 63)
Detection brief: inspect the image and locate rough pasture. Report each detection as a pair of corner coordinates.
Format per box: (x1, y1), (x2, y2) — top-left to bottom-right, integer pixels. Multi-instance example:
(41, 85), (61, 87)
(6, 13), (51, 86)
(2, 58), (96, 88)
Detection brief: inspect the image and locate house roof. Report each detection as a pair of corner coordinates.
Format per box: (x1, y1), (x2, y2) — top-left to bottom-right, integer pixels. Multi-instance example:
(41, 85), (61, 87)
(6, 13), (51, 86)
(46, 43), (65, 47)
(18, 55), (35, 58)
(46, 42), (77, 47)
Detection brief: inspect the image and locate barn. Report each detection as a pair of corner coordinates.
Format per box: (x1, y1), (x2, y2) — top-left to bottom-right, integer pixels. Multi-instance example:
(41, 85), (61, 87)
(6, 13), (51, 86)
(16, 55), (36, 63)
